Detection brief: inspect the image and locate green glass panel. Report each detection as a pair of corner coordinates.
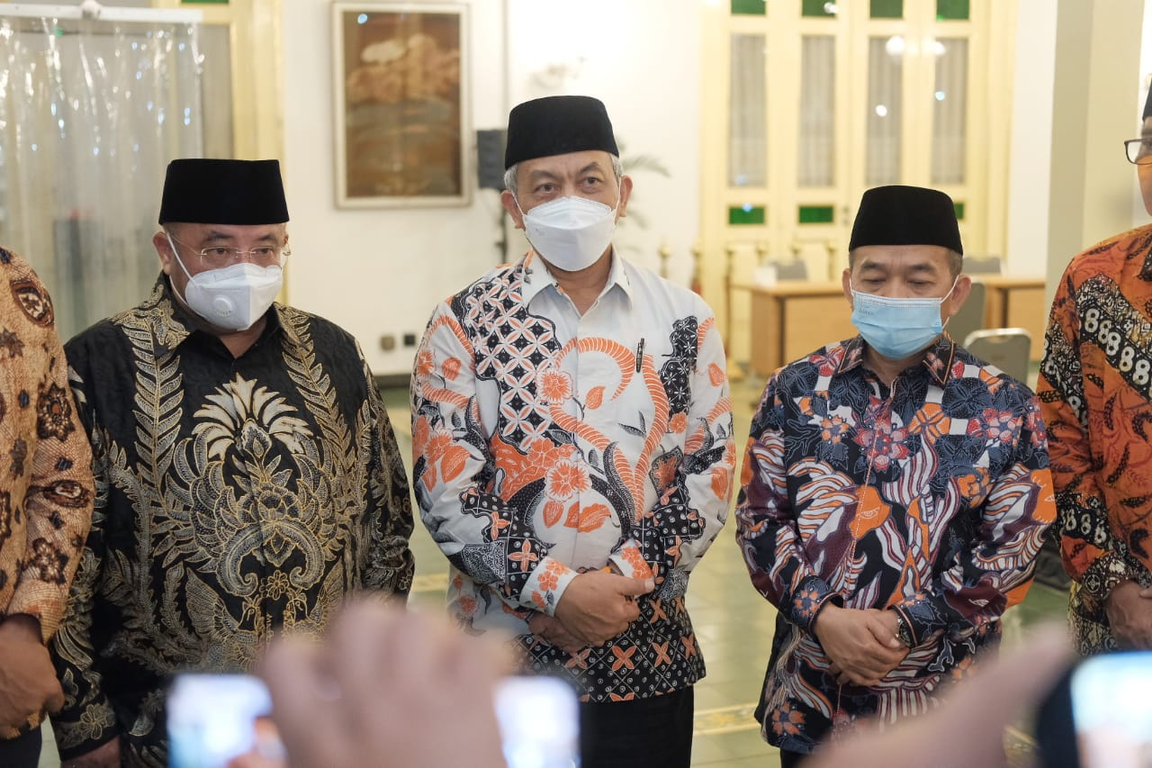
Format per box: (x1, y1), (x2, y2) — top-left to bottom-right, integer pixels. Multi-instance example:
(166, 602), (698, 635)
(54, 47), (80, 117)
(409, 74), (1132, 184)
(731, 0), (766, 15)
(936, 0), (969, 20)
(870, 0), (903, 18)
(954, 202), (966, 221)
(798, 205), (834, 224)
(729, 205), (766, 225)
(801, 0), (836, 18)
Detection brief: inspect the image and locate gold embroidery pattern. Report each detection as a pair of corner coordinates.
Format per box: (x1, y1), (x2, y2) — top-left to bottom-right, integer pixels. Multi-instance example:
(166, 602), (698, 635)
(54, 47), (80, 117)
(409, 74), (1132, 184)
(52, 290), (396, 758)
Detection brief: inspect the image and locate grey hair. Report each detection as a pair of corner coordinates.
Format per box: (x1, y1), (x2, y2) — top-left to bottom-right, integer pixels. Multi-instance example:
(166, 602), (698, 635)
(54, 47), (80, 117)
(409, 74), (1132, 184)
(503, 154), (624, 198)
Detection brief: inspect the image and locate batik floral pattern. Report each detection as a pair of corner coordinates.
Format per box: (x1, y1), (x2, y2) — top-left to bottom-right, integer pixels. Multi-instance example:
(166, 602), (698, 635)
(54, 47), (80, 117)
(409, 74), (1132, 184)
(737, 335), (1055, 753)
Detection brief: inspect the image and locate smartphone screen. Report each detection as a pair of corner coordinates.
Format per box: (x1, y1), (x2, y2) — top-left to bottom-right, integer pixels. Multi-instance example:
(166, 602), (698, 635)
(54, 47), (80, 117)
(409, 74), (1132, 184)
(168, 673), (580, 768)
(495, 676), (580, 768)
(1036, 651), (1152, 768)
(168, 674), (278, 768)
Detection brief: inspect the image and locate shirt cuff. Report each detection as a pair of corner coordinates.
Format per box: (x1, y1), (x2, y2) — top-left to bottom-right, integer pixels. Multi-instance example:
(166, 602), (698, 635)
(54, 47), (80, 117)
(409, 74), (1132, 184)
(789, 574), (839, 630)
(518, 556), (578, 616)
(6, 584), (65, 642)
(609, 539), (654, 581)
(1077, 552), (1150, 618)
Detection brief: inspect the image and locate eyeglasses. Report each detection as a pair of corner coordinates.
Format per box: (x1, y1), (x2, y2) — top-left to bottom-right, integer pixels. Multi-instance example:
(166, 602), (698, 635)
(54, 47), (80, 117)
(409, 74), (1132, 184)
(167, 233), (290, 267)
(1124, 137), (1152, 165)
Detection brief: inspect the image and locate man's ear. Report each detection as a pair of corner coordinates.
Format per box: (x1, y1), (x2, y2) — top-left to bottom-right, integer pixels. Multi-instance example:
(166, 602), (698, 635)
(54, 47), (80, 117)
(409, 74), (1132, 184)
(501, 190), (525, 231)
(944, 274), (973, 319)
(616, 175), (634, 219)
(841, 268), (854, 306)
(153, 230), (176, 275)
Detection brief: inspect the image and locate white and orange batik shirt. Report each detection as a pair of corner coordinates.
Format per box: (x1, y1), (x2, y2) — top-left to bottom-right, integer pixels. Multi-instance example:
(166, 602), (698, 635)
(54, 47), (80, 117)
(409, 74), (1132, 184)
(412, 250), (734, 702)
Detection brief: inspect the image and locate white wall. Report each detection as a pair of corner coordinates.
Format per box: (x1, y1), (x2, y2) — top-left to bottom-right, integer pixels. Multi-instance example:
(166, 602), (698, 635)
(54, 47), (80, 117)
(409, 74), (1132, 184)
(281, 0), (702, 377)
(1005, 0), (1057, 277)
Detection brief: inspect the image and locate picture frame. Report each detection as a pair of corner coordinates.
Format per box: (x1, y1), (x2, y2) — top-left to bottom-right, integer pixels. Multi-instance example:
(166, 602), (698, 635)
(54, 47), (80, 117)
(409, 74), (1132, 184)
(332, 2), (471, 208)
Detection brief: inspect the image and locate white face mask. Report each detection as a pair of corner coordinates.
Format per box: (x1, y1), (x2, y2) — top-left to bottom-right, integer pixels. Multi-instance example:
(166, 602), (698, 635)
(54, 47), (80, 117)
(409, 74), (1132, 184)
(517, 195), (618, 272)
(167, 233), (283, 331)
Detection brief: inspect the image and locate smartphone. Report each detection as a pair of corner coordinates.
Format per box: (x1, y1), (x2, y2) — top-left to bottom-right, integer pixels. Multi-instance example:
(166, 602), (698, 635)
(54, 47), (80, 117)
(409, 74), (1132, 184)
(1034, 652), (1152, 768)
(168, 673), (580, 768)
(168, 674), (279, 768)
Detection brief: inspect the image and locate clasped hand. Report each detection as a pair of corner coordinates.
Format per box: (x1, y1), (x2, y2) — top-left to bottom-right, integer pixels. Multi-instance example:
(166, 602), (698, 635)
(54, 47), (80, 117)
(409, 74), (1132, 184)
(813, 605), (909, 687)
(531, 570), (654, 652)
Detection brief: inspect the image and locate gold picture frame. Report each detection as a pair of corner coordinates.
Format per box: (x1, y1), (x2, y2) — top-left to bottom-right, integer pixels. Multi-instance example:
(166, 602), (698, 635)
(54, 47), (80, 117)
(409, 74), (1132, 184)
(332, 2), (471, 208)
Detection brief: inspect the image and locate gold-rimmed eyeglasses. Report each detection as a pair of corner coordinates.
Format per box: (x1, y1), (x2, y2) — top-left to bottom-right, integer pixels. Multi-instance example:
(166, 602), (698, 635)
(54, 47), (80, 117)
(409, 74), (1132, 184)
(167, 233), (290, 268)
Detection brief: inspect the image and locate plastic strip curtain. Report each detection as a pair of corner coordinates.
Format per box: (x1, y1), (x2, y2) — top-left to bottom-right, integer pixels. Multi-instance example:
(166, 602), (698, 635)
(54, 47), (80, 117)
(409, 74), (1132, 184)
(0, 12), (203, 339)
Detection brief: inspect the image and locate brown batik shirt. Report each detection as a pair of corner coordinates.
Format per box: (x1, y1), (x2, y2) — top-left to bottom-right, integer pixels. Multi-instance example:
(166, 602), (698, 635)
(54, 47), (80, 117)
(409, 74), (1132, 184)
(0, 246), (95, 733)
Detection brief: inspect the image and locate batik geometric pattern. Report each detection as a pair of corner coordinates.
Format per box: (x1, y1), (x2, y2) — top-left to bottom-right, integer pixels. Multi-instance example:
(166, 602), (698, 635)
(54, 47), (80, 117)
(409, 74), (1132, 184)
(412, 253), (735, 702)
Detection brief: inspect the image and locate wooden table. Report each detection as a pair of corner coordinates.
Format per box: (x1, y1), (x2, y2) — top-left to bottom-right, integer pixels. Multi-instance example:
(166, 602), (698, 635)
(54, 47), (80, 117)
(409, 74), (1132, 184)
(739, 282), (854, 376)
(738, 275), (1048, 375)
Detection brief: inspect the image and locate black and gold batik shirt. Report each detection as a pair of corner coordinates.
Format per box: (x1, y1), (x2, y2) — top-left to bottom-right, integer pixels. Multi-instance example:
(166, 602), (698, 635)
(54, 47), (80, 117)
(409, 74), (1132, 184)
(49, 278), (415, 766)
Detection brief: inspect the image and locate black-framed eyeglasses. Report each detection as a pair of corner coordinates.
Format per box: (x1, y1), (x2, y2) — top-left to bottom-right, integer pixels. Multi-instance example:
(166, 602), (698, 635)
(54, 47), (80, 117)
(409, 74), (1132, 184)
(1124, 138), (1152, 165)
(167, 233), (290, 268)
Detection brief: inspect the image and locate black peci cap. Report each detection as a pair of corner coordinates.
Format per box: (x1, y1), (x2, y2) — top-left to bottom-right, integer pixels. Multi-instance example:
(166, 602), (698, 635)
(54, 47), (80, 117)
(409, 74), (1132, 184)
(849, 185), (963, 255)
(158, 158), (289, 225)
(504, 95), (619, 169)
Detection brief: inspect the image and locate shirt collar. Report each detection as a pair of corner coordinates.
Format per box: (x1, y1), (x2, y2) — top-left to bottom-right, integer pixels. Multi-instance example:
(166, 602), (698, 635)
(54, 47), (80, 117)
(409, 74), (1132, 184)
(518, 249), (633, 307)
(137, 273), (290, 356)
(835, 333), (957, 386)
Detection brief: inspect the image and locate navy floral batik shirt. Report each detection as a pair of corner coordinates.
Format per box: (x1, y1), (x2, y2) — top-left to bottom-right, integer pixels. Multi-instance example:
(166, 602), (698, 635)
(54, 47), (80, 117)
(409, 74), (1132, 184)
(736, 335), (1055, 754)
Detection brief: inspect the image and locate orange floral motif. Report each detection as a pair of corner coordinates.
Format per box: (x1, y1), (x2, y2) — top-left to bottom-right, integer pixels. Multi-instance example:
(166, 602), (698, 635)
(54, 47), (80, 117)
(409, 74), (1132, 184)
(538, 368), (573, 403)
(652, 641), (673, 666)
(608, 692), (636, 702)
(564, 503), (613, 533)
(711, 466), (730, 500)
(442, 356), (462, 381)
(611, 645), (637, 671)
(819, 415), (850, 444)
(458, 596), (477, 616)
(681, 634), (697, 657)
(538, 568), (560, 592)
(412, 417), (431, 458)
(546, 458), (591, 500)
(415, 349), (435, 378)
(649, 599), (668, 624)
(669, 412), (688, 434)
(439, 445), (469, 483)
(619, 546), (653, 579)
(508, 540), (539, 572)
(531, 591), (547, 609)
(708, 363), (725, 387)
(425, 430), (453, 463)
(585, 386), (605, 410)
(650, 454), (679, 493)
(771, 702), (805, 736)
(487, 513), (510, 540)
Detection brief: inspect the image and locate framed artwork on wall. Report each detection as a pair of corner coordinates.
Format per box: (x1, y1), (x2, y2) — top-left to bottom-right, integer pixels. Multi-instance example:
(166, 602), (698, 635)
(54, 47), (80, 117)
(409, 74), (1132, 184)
(332, 2), (470, 208)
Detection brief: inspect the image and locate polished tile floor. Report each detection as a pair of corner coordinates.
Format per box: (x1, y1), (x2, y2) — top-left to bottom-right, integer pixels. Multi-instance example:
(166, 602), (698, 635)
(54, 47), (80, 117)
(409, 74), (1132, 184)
(37, 372), (1066, 767)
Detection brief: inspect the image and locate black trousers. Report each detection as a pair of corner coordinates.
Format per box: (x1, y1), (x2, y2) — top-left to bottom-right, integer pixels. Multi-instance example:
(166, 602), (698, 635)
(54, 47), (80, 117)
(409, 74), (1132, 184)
(779, 748), (811, 768)
(0, 726), (42, 768)
(579, 687), (694, 768)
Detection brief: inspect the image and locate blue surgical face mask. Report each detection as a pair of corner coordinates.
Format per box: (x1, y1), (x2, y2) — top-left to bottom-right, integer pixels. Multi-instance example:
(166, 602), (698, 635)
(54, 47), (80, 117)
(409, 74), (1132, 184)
(850, 278), (958, 360)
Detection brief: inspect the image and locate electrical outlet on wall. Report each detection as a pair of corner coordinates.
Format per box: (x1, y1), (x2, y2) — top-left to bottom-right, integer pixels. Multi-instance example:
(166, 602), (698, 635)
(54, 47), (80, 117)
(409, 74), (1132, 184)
(403, 333), (418, 347)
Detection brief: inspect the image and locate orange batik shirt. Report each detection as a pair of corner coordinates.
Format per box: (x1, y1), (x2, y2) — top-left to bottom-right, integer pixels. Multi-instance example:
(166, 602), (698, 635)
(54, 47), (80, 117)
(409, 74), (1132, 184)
(411, 251), (735, 702)
(1039, 223), (1152, 653)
